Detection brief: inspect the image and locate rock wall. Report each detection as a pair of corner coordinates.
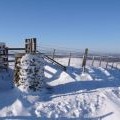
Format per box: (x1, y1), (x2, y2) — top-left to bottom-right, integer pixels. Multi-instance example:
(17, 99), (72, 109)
(15, 53), (45, 91)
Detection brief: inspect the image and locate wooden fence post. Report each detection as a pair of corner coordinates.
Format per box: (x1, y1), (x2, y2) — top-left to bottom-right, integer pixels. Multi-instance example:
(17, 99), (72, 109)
(91, 56), (95, 66)
(0, 43), (8, 70)
(106, 57), (109, 69)
(99, 56), (102, 67)
(25, 38), (37, 53)
(116, 63), (118, 69)
(111, 62), (114, 69)
(52, 49), (56, 60)
(25, 39), (29, 53)
(68, 52), (72, 66)
(32, 38), (36, 53)
(82, 48), (88, 72)
(5, 47), (8, 69)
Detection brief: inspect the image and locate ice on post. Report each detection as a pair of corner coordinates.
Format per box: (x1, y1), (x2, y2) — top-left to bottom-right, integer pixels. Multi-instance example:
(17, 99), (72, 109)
(16, 53), (45, 91)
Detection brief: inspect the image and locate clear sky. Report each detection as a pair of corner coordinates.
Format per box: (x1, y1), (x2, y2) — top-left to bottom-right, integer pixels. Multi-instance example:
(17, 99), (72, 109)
(0, 0), (120, 53)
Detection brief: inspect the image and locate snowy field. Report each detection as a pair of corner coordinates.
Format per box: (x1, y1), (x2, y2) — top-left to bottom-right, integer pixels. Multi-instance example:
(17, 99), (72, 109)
(0, 58), (120, 119)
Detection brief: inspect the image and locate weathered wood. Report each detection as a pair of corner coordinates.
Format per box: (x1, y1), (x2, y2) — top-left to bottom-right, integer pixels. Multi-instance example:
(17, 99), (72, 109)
(116, 63), (118, 69)
(99, 56), (102, 67)
(52, 49), (56, 60)
(106, 57), (109, 69)
(68, 52), (71, 66)
(7, 48), (25, 50)
(82, 48), (88, 72)
(8, 60), (15, 62)
(91, 56), (95, 66)
(111, 62), (114, 68)
(37, 51), (66, 71)
(0, 44), (8, 70)
(45, 55), (66, 71)
(32, 38), (37, 53)
(25, 38), (36, 53)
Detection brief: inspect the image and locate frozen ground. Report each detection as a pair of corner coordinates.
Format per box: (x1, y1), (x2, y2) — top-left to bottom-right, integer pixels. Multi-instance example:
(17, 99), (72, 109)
(0, 58), (120, 119)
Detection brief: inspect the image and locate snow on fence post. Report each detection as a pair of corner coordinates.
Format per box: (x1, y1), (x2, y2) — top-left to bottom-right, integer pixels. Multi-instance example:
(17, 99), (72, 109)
(52, 49), (56, 60)
(68, 52), (72, 66)
(99, 56), (102, 67)
(25, 38), (36, 53)
(91, 56), (95, 66)
(82, 48), (88, 72)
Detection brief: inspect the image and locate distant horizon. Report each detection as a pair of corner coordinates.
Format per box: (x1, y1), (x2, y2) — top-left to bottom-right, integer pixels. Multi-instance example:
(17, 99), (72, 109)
(2, 39), (120, 55)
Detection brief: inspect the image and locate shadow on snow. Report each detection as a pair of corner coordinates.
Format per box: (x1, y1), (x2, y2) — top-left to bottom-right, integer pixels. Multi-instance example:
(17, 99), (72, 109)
(0, 112), (113, 120)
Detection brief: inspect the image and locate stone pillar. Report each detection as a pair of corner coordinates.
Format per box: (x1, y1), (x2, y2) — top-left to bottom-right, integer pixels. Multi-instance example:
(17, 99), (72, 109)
(15, 53), (45, 91)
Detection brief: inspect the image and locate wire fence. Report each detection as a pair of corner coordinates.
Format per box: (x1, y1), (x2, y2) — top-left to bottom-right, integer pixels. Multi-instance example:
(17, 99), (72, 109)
(6, 45), (120, 70)
(37, 45), (120, 69)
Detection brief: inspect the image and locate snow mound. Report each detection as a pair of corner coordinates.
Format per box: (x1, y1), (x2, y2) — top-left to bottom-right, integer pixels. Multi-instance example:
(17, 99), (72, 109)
(16, 54), (45, 92)
(0, 58), (120, 119)
(80, 73), (93, 81)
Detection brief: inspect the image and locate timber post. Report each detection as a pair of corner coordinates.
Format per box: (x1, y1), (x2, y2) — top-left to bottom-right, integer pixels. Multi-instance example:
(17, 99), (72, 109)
(106, 57), (109, 69)
(52, 49), (56, 60)
(111, 62), (114, 69)
(68, 52), (72, 66)
(14, 53), (25, 86)
(25, 38), (37, 53)
(0, 43), (8, 70)
(82, 48), (88, 72)
(99, 56), (102, 67)
(91, 56), (95, 66)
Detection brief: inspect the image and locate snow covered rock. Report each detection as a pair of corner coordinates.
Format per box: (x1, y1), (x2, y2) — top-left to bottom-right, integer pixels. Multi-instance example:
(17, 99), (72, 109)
(16, 53), (45, 91)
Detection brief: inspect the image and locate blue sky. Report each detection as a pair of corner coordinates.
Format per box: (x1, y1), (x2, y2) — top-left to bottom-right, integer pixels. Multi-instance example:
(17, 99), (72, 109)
(0, 0), (120, 53)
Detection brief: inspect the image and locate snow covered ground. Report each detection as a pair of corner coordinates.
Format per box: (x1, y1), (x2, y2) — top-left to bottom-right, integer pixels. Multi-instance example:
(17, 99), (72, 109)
(0, 58), (120, 119)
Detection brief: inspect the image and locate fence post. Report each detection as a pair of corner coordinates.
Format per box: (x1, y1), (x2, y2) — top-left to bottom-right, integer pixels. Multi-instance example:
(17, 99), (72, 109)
(91, 56), (95, 66)
(82, 48), (88, 72)
(116, 63), (118, 68)
(25, 38), (37, 53)
(106, 57), (109, 69)
(5, 47), (8, 69)
(99, 56), (102, 67)
(52, 49), (56, 60)
(31, 38), (36, 53)
(111, 62), (114, 69)
(25, 39), (29, 53)
(0, 43), (8, 70)
(14, 53), (25, 86)
(68, 52), (72, 66)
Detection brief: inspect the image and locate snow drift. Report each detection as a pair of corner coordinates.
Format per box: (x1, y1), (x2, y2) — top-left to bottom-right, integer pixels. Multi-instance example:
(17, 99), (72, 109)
(0, 58), (120, 120)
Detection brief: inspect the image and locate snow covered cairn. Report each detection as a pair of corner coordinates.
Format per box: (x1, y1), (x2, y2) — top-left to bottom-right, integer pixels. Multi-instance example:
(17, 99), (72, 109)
(17, 53), (45, 91)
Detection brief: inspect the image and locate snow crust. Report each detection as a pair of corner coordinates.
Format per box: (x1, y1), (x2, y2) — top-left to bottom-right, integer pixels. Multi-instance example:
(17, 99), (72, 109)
(0, 58), (120, 119)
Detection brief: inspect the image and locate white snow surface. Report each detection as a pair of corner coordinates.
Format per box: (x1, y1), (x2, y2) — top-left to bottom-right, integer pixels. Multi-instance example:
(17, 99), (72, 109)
(0, 58), (120, 119)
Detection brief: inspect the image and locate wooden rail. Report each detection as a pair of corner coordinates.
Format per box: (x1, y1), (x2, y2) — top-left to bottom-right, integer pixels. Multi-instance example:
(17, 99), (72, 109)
(7, 48), (25, 50)
(37, 51), (66, 71)
(45, 55), (66, 71)
(8, 60), (15, 62)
